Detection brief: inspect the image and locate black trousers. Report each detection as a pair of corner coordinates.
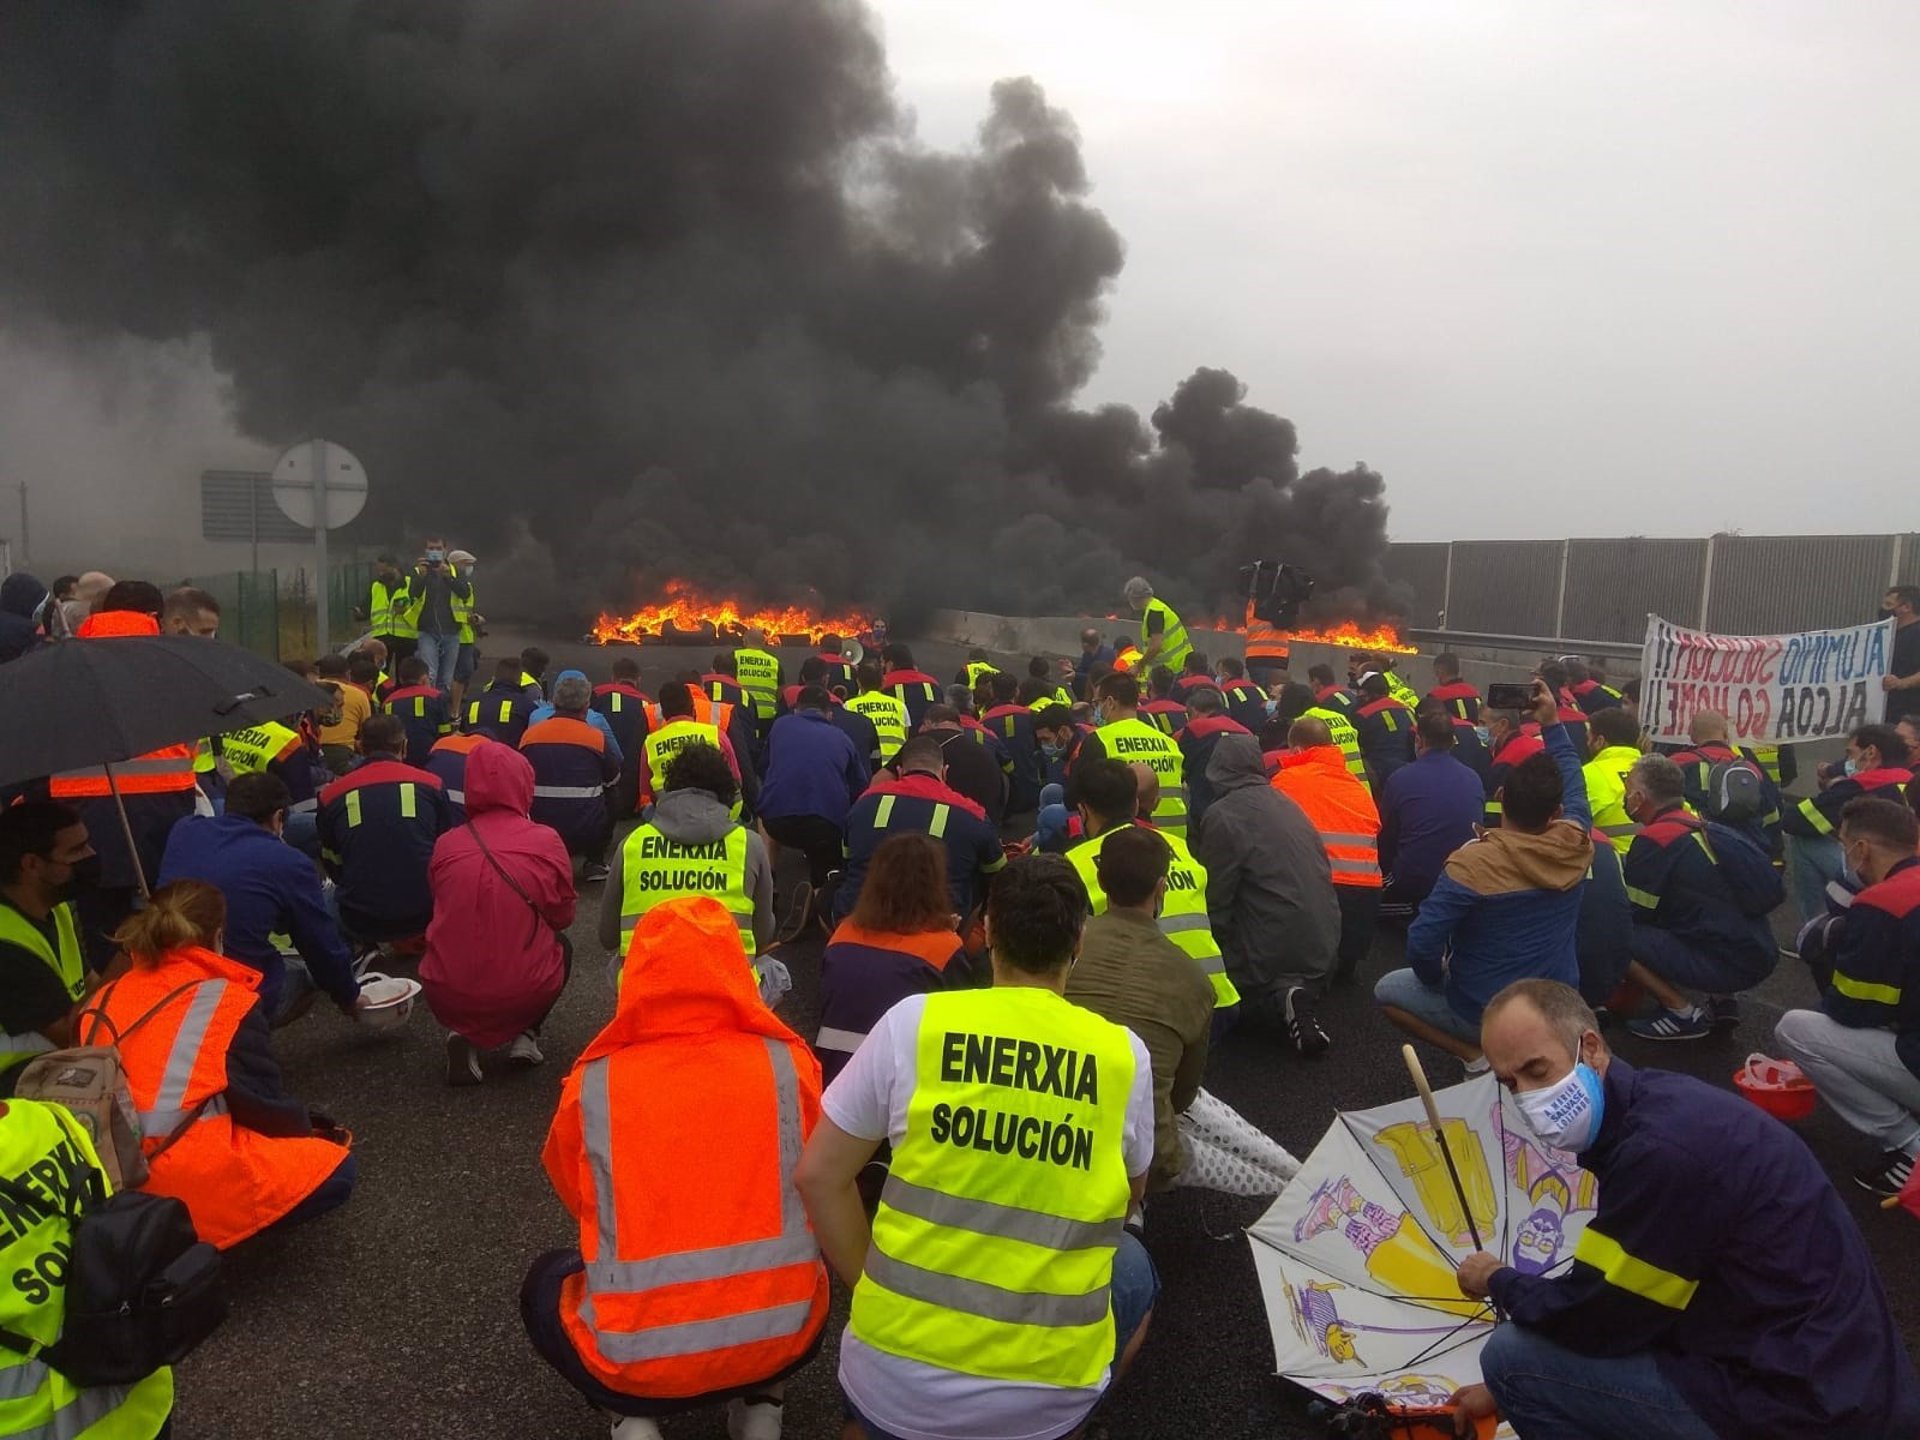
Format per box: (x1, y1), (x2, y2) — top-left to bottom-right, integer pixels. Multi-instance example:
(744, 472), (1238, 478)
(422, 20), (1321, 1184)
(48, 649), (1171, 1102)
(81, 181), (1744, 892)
(520, 1249), (819, 1417)
(1335, 884), (1381, 981)
(761, 814), (844, 889)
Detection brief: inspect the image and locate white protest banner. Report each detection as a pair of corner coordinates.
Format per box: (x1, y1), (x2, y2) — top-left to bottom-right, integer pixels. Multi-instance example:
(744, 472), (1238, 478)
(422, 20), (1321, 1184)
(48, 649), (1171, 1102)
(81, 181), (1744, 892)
(1640, 614), (1895, 745)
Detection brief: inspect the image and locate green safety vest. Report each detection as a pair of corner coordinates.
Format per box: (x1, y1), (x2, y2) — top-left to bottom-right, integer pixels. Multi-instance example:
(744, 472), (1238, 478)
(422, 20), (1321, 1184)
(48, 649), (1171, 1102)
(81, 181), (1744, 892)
(0, 1100), (176, 1436)
(1584, 745), (1643, 855)
(1381, 669), (1420, 710)
(0, 902), (86, 1075)
(643, 720), (724, 797)
(1140, 598), (1192, 673)
(398, 565), (472, 631)
(846, 692), (911, 762)
(617, 822), (758, 983)
(732, 648), (781, 721)
(370, 577), (415, 640)
(849, 987), (1136, 1389)
(221, 720), (301, 777)
(963, 661), (1002, 691)
(1306, 706), (1369, 790)
(1094, 716), (1189, 837)
(1067, 829), (1240, 1010)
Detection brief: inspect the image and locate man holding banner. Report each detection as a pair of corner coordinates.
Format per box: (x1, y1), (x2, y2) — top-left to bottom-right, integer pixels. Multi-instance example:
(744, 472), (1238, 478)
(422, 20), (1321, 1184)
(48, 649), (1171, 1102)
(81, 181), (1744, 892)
(1879, 585), (1920, 726)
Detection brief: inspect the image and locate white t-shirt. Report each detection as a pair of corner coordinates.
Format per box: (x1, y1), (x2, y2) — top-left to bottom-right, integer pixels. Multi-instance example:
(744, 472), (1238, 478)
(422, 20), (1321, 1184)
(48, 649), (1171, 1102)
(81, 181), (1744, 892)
(823, 989), (1155, 1440)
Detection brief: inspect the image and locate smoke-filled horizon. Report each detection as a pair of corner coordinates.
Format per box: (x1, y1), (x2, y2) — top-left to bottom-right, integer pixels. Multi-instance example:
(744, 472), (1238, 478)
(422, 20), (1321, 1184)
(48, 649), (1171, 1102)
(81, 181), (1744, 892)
(0, 0), (1400, 628)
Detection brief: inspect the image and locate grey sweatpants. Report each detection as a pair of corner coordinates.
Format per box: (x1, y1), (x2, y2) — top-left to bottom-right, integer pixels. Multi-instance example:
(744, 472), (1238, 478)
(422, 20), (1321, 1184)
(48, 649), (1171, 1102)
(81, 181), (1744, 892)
(1774, 1008), (1920, 1155)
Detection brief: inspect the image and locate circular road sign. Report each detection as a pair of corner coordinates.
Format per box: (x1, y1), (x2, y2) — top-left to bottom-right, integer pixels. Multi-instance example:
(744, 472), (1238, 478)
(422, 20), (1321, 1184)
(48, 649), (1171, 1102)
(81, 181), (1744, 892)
(271, 438), (369, 530)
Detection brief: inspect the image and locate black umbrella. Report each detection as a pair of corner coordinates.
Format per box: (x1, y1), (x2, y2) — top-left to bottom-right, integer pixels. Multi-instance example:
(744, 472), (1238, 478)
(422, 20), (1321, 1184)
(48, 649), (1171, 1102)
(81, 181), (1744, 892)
(0, 636), (335, 892)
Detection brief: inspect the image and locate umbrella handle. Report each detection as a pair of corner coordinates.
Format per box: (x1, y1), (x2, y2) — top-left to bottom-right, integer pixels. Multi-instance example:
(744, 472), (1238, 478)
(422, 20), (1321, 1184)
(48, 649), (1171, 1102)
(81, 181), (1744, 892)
(1401, 1043), (1485, 1253)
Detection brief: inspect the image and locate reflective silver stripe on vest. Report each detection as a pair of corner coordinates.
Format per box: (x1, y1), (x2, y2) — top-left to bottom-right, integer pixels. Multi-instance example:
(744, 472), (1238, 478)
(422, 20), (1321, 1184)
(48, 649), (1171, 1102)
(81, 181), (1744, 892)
(578, 1038), (816, 1354)
(1329, 858), (1383, 877)
(139, 1093), (229, 1135)
(862, 1247), (1110, 1328)
(814, 1025), (868, 1055)
(289, 797), (319, 815)
(0, 1353), (140, 1432)
(52, 755), (193, 780)
(1159, 786), (1189, 802)
(138, 980), (226, 1130)
(1320, 832), (1378, 849)
(532, 785), (606, 799)
(447, 789), (465, 806)
(878, 1173), (1125, 1253)
(1157, 914), (1211, 935)
(1598, 824), (1640, 838)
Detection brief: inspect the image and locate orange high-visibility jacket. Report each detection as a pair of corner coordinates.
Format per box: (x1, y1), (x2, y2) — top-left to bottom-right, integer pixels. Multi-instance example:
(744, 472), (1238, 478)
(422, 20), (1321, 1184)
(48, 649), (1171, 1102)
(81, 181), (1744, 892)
(80, 946), (347, 1248)
(1271, 744), (1384, 889)
(1243, 599), (1292, 661)
(543, 897), (828, 1398)
(48, 612), (197, 798)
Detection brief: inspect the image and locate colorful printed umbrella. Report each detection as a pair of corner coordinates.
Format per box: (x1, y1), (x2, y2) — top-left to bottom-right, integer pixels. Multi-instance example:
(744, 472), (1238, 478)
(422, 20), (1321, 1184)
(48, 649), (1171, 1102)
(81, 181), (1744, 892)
(1246, 1073), (1598, 1433)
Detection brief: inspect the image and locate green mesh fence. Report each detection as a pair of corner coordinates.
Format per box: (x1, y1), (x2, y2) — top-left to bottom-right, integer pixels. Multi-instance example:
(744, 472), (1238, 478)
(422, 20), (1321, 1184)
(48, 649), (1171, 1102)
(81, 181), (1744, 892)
(186, 564), (374, 663)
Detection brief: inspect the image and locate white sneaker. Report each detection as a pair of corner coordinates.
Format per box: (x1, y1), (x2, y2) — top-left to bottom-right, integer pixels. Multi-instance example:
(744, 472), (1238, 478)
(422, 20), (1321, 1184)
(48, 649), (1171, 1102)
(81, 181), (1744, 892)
(609, 1417), (664, 1440)
(727, 1395), (784, 1440)
(507, 1032), (545, 1068)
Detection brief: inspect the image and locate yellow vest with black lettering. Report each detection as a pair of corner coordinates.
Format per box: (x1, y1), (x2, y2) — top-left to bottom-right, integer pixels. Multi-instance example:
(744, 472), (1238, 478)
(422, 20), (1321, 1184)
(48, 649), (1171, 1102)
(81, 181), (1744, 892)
(1094, 716), (1188, 837)
(0, 1100), (175, 1438)
(617, 821), (756, 971)
(1139, 598), (1191, 672)
(732, 648), (781, 722)
(845, 692), (910, 762)
(1306, 705), (1369, 789)
(849, 987), (1137, 1389)
(0, 902), (86, 1077)
(1067, 828), (1240, 1010)
(643, 719), (723, 796)
(220, 720), (300, 777)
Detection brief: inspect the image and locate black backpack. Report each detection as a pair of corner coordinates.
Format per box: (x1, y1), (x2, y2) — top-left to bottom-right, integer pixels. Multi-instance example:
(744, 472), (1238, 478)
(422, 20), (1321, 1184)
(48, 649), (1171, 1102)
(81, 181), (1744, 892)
(1702, 754), (1765, 827)
(0, 1111), (226, 1386)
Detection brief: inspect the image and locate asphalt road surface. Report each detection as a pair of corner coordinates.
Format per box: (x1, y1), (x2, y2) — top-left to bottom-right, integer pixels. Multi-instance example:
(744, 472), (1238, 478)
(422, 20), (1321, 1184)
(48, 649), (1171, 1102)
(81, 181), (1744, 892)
(175, 860), (1920, 1439)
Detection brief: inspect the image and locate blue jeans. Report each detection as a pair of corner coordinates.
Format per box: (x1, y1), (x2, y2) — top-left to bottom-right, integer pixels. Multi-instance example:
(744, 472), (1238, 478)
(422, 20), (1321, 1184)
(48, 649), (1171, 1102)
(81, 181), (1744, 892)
(454, 642), (479, 684)
(283, 809), (321, 859)
(1786, 832), (1843, 927)
(844, 1232), (1159, 1440)
(1481, 1323), (1717, 1440)
(1373, 967), (1480, 1044)
(415, 631), (458, 693)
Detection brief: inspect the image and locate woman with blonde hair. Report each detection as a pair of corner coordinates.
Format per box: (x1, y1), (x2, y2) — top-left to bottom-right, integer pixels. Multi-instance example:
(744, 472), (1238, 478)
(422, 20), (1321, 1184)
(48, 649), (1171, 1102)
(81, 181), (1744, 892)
(813, 833), (973, 1084)
(79, 879), (355, 1248)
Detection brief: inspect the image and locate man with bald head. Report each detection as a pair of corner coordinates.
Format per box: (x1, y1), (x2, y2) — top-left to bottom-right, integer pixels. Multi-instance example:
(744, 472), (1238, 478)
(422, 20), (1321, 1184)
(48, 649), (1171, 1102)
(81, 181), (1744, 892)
(1447, 978), (1918, 1440)
(1666, 709), (1781, 843)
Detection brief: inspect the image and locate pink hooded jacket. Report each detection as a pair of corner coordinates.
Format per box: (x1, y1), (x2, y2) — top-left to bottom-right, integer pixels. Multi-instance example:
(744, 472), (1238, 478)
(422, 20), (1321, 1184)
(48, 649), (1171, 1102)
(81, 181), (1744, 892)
(420, 741), (577, 1048)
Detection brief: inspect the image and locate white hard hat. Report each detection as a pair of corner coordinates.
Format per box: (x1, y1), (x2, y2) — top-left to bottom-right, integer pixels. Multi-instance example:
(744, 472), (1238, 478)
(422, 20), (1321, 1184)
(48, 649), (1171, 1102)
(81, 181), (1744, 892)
(448, 549), (477, 567)
(1123, 575), (1153, 600)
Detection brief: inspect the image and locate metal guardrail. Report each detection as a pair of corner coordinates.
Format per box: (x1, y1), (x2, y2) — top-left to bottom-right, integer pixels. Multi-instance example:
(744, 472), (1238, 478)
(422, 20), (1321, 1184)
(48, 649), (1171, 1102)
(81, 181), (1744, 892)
(1407, 627), (1643, 661)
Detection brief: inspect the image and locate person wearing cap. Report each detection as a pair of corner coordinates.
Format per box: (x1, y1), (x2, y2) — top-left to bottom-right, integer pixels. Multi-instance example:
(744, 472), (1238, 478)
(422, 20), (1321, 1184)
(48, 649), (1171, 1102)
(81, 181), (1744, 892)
(1123, 575), (1191, 676)
(523, 897), (829, 1440)
(446, 547), (483, 708)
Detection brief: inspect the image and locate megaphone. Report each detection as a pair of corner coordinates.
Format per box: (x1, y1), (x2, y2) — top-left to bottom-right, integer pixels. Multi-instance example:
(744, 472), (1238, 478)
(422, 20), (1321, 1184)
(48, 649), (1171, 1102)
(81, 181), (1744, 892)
(842, 638), (865, 667)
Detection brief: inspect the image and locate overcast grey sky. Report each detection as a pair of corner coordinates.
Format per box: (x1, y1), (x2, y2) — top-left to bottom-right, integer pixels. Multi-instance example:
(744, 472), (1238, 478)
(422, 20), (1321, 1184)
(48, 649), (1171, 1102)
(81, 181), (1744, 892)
(872, 0), (1920, 542)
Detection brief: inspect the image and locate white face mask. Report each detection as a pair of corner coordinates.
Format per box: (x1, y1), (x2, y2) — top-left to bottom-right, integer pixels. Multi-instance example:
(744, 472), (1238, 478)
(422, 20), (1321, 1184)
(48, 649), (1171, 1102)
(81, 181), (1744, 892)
(1514, 1058), (1606, 1152)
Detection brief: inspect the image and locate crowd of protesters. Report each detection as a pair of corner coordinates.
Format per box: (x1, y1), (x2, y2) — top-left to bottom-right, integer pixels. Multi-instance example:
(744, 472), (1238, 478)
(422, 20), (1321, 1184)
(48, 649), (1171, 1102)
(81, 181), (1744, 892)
(0, 566), (1917, 1440)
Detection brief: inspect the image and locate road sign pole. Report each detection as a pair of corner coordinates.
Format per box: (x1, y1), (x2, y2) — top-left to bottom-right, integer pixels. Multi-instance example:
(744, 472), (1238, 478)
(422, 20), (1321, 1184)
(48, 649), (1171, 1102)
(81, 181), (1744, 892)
(311, 437), (330, 653)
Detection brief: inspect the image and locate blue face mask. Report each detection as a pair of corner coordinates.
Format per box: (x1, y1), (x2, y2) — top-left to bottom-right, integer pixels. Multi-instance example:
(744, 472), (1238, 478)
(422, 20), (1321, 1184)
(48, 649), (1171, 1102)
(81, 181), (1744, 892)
(1846, 755), (1867, 776)
(1040, 741), (1066, 759)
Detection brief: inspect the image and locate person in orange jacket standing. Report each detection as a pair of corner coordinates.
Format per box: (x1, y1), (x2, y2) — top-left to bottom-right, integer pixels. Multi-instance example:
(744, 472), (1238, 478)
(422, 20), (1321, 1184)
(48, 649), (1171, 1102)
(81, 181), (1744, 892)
(79, 880), (357, 1249)
(1270, 714), (1384, 985)
(522, 897), (829, 1440)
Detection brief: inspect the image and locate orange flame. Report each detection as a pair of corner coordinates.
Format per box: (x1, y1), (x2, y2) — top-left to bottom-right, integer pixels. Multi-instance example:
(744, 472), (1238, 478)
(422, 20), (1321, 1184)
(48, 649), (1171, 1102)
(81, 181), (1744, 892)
(592, 579), (875, 646)
(1205, 616), (1418, 654)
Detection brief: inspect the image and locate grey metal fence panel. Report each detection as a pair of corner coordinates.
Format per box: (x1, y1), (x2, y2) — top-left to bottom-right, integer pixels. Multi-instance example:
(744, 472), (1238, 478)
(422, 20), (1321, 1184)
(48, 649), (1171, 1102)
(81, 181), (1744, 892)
(1444, 540), (1562, 636)
(1895, 535), (1920, 588)
(200, 471), (309, 544)
(1382, 542), (1450, 627)
(1560, 538), (1708, 643)
(1704, 534), (1894, 634)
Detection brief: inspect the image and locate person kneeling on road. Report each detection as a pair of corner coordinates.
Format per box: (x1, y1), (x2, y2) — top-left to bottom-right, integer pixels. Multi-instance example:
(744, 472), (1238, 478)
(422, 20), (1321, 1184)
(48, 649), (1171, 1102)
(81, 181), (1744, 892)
(80, 880), (357, 1250)
(796, 856), (1158, 1440)
(1449, 978), (1919, 1440)
(523, 897), (828, 1440)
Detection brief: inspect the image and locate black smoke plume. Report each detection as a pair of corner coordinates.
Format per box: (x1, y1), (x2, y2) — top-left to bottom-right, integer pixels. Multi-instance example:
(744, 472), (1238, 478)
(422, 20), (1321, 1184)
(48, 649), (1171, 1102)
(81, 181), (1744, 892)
(0, 0), (1400, 627)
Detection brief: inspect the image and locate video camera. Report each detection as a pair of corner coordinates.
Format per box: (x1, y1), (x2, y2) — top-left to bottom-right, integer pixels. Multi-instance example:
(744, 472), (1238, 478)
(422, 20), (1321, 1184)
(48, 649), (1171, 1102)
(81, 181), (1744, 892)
(1239, 560), (1315, 626)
